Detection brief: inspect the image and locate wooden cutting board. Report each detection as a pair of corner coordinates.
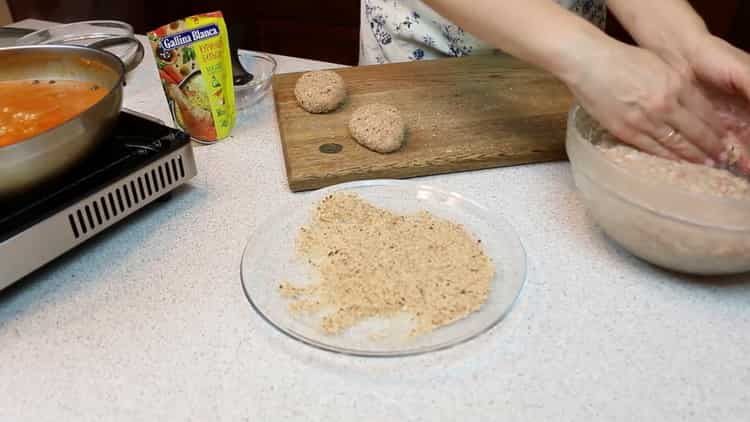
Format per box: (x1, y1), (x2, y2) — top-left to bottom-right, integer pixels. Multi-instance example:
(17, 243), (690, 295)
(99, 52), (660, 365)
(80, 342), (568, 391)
(272, 54), (574, 192)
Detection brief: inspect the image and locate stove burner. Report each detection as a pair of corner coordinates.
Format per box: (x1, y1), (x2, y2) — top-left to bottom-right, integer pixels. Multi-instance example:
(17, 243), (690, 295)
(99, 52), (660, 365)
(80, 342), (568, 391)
(1, 111), (197, 287)
(0, 112), (192, 243)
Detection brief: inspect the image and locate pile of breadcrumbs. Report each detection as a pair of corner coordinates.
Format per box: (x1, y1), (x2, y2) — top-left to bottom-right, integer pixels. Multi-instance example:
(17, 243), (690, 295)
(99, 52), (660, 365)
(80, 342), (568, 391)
(279, 192), (494, 336)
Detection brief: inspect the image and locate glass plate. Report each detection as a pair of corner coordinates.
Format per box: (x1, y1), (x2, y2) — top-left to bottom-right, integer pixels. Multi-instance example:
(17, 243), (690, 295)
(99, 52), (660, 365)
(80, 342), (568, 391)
(15, 21), (143, 72)
(0, 28), (33, 48)
(241, 180), (527, 357)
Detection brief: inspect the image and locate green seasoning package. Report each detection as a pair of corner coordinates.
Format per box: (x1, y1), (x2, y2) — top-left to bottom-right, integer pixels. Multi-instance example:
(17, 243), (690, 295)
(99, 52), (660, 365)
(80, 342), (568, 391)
(147, 11), (236, 142)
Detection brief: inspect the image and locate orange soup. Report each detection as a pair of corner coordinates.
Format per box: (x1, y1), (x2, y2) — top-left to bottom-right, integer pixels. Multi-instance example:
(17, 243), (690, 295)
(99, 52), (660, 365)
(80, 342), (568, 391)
(0, 79), (108, 147)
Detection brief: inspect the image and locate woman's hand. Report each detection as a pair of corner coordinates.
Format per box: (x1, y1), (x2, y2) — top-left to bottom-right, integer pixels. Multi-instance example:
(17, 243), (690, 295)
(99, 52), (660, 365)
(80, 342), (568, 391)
(606, 0), (750, 174)
(692, 37), (750, 175)
(653, 33), (750, 174)
(422, 0), (750, 173)
(563, 40), (728, 166)
(680, 35), (750, 101)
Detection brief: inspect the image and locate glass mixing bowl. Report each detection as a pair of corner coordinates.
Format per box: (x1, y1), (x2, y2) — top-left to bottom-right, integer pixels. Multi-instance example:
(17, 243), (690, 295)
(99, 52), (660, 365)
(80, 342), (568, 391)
(566, 105), (750, 275)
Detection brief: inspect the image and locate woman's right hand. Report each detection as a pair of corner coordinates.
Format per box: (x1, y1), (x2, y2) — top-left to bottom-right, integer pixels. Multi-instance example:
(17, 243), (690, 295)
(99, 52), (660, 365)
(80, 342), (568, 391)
(562, 40), (746, 171)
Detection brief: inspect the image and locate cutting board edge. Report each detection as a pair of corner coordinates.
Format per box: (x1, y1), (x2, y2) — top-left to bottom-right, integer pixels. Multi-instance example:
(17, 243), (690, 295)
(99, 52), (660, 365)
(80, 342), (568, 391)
(287, 151), (569, 192)
(273, 87), (297, 186)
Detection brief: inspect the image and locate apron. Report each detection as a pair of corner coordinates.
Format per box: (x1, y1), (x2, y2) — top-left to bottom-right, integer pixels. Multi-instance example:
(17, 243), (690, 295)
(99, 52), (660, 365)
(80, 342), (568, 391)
(360, 0), (607, 65)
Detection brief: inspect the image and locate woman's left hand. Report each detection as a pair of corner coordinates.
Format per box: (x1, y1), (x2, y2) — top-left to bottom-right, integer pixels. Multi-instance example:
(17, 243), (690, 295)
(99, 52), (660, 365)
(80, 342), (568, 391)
(658, 33), (750, 174)
(687, 35), (750, 102)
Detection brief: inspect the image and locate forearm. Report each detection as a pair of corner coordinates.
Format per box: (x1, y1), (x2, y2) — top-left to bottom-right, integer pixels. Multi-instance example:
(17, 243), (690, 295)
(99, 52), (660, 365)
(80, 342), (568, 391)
(423, 0), (615, 83)
(607, 0), (708, 56)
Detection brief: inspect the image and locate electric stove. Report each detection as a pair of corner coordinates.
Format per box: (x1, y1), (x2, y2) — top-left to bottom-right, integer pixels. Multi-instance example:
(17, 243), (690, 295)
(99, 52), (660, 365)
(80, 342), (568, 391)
(0, 110), (197, 288)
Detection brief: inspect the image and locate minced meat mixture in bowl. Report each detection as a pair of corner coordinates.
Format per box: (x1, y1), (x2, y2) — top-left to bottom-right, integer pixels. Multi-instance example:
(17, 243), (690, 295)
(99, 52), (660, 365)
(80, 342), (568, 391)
(566, 105), (750, 275)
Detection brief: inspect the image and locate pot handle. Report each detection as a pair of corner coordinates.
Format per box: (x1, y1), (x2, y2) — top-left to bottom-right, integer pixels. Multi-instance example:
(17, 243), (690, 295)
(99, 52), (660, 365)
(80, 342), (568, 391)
(89, 36), (145, 73)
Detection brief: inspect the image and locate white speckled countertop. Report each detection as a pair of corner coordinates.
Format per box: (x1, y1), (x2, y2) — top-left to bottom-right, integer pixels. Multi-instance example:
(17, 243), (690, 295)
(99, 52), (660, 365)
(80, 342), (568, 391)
(1, 19), (749, 422)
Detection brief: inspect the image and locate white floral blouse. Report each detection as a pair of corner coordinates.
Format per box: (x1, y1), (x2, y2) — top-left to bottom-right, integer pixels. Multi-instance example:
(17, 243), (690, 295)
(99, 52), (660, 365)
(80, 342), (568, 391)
(360, 0), (607, 65)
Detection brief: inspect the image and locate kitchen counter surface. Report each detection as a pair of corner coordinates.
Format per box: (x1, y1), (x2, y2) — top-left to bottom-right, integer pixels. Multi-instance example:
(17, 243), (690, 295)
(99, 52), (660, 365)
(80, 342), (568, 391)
(1, 19), (749, 422)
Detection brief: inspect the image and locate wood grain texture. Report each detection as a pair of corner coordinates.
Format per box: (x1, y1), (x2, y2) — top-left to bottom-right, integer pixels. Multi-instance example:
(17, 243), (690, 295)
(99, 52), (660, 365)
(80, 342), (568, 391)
(273, 54), (574, 192)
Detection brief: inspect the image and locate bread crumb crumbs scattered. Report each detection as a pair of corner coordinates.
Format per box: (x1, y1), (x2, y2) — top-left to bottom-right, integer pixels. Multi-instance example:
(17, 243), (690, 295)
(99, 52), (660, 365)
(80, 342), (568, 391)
(279, 192), (495, 336)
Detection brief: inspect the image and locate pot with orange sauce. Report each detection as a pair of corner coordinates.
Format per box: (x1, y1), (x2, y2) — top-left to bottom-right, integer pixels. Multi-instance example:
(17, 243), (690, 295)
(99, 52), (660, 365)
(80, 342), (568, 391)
(0, 45), (124, 197)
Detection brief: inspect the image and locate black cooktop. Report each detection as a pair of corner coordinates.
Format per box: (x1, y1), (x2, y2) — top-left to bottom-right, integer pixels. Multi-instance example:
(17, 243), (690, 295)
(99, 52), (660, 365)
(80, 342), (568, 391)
(0, 112), (190, 242)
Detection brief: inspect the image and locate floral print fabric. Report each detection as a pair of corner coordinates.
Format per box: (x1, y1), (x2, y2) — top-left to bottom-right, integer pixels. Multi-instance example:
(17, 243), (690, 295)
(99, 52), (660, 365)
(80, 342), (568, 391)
(360, 0), (607, 65)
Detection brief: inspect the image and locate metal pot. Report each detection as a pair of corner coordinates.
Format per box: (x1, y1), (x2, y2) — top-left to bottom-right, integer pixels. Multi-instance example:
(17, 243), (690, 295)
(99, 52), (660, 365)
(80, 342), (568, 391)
(0, 45), (125, 198)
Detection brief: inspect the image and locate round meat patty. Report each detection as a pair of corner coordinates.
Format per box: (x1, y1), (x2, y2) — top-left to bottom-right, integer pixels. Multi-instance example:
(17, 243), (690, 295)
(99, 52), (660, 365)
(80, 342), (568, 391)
(348, 103), (406, 153)
(294, 70), (347, 114)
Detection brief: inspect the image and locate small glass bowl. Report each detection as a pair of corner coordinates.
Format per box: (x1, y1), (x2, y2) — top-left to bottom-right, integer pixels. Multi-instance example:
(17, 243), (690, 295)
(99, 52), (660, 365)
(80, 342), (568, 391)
(235, 51), (277, 110)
